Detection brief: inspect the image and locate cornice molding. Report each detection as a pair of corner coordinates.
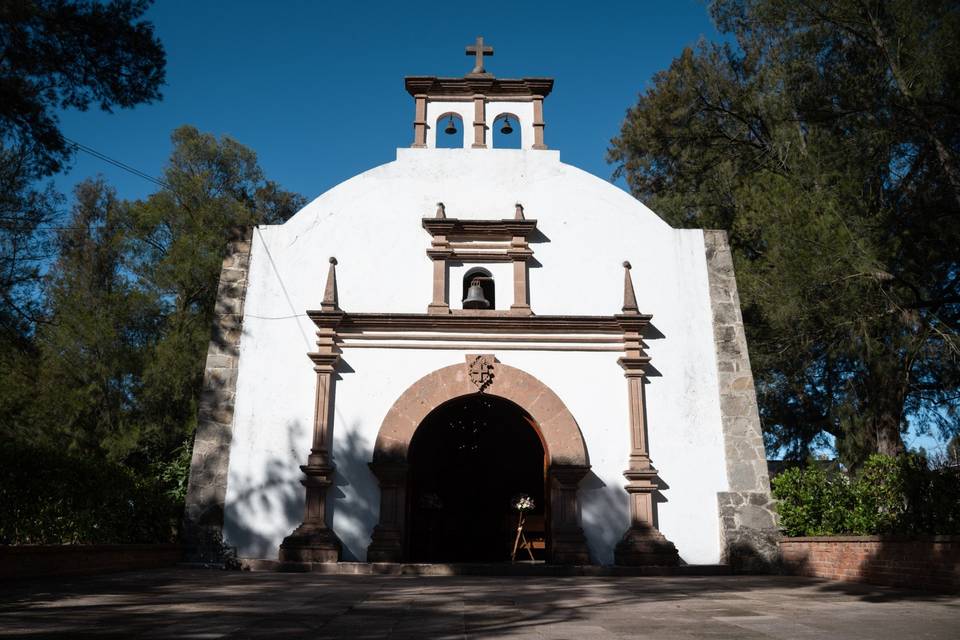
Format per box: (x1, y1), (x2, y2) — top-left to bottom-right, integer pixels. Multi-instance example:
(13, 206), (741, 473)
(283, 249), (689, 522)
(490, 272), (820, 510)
(422, 218), (538, 239)
(307, 311), (650, 334)
(405, 76), (554, 99)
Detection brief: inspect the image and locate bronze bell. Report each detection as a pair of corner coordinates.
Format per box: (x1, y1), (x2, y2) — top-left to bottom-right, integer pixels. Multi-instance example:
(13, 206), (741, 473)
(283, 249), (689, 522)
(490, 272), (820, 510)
(444, 115), (458, 135)
(500, 116), (513, 135)
(463, 278), (490, 309)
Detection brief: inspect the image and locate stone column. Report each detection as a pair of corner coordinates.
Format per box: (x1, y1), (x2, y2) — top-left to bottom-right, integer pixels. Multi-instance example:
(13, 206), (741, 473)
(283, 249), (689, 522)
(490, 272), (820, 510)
(427, 203), (451, 314)
(472, 94), (486, 148)
(548, 465), (591, 564)
(412, 94), (427, 148)
(427, 249), (451, 314)
(366, 462), (409, 562)
(509, 255), (530, 314)
(508, 203), (532, 315)
(532, 95), (547, 150)
(614, 262), (679, 566)
(279, 258), (343, 563)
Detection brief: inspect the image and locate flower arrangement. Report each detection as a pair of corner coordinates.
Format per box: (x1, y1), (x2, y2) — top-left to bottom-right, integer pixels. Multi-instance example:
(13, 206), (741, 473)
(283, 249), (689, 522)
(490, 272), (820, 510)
(511, 493), (535, 512)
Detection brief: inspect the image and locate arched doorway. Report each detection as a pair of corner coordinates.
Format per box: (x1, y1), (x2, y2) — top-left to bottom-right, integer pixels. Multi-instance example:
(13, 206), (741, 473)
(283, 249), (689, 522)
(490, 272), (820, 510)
(367, 359), (592, 565)
(408, 395), (545, 562)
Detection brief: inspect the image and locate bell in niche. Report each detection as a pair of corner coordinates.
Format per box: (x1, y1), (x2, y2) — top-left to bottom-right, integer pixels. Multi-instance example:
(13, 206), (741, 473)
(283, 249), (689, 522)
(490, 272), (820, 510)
(444, 115), (458, 135)
(463, 278), (490, 309)
(500, 116), (513, 135)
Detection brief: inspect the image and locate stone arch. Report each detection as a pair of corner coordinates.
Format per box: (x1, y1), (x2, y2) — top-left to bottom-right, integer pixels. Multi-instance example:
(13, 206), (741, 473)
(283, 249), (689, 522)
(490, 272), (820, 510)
(491, 112), (521, 149)
(434, 111), (464, 149)
(372, 361), (588, 466)
(367, 360), (591, 564)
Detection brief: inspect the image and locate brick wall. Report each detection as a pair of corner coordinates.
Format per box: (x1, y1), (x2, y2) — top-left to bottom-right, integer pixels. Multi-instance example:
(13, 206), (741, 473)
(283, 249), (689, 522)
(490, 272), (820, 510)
(780, 536), (960, 592)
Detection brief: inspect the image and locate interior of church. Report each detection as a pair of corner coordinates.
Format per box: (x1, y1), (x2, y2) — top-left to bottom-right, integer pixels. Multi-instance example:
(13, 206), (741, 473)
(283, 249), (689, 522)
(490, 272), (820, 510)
(407, 395), (546, 562)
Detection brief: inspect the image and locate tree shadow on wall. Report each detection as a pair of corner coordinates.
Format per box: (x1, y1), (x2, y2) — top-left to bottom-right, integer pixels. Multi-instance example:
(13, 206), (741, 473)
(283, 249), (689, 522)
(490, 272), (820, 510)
(330, 424), (379, 562)
(577, 470), (628, 565)
(222, 420), (308, 560)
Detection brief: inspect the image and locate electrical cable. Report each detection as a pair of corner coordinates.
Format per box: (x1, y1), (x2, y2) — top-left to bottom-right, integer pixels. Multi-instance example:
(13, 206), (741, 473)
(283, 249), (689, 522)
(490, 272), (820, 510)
(62, 137), (170, 189)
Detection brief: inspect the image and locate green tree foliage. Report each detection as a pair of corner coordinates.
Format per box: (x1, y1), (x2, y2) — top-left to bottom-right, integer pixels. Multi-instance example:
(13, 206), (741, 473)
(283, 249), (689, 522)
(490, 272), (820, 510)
(609, 0), (960, 465)
(0, 0), (165, 336)
(0, 5), (304, 540)
(130, 125), (306, 461)
(772, 454), (960, 536)
(0, 441), (178, 544)
(29, 179), (160, 458)
(0, 0), (165, 176)
(2, 126), (304, 475)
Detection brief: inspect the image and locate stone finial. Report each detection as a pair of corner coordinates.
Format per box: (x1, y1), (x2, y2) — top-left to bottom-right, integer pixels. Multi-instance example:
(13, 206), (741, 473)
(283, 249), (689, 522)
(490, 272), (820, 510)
(515, 203), (525, 220)
(435, 202), (446, 219)
(622, 260), (639, 314)
(322, 256), (339, 312)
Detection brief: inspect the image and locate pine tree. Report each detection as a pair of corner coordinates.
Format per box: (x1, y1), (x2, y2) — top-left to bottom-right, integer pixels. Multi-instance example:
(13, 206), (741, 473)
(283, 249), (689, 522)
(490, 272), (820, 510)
(609, 0), (960, 465)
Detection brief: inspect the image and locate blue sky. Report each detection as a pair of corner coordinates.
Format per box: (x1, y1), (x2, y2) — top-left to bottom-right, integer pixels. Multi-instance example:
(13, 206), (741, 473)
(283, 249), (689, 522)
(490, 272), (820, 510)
(49, 0), (948, 455)
(54, 0), (721, 202)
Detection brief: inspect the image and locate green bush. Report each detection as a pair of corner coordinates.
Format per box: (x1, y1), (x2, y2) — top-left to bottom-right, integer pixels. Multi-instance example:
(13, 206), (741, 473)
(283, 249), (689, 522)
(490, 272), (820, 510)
(771, 465), (855, 536)
(0, 442), (181, 545)
(772, 454), (960, 536)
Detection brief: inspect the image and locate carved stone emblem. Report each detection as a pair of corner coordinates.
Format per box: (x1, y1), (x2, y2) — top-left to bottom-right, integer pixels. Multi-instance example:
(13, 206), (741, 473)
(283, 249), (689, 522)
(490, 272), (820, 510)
(466, 354), (495, 392)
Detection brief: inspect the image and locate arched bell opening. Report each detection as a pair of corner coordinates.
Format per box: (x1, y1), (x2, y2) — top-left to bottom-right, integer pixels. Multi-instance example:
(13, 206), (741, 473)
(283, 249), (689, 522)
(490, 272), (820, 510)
(436, 112), (464, 149)
(407, 394), (547, 562)
(461, 267), (495, 309)
(492, 112), (521, 149)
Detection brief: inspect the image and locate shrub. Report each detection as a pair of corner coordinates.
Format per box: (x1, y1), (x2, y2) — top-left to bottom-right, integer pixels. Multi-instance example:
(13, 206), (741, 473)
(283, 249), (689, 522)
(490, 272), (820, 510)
(772, 454), (960, 536)
(771, 465), (855, 536)
(0, 442), (181, 545)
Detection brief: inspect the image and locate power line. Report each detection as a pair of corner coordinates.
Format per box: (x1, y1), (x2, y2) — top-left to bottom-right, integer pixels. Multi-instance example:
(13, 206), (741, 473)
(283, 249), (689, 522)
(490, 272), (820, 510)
(63, 137), (170, 189)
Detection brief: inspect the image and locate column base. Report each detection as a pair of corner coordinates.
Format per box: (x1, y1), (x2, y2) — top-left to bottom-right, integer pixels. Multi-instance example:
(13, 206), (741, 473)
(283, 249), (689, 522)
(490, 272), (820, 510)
(614, 525), (680, 566)
(279, 524), (342, 563)
(551, 527), (591, 564)
(366, 525), (403, 563)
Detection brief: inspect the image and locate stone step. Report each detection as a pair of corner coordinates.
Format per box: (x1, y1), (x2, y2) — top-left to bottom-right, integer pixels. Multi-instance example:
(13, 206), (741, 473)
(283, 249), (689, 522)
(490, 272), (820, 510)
(236, 559), (732, 577)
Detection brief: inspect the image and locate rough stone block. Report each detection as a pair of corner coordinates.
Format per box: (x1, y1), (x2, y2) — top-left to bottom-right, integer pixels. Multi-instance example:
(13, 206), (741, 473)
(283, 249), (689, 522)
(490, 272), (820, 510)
(204, 353), (235, 370)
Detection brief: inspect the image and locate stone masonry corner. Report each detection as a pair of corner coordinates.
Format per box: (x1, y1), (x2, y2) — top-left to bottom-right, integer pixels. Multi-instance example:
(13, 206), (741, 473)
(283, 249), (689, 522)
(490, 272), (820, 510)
(182, 226), (253, 563)
(704, 229), (779, 573)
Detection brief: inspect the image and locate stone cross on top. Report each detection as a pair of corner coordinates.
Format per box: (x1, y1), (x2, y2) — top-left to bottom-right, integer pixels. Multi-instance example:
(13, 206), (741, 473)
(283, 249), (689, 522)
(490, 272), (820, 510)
(466, 36), (493, 75)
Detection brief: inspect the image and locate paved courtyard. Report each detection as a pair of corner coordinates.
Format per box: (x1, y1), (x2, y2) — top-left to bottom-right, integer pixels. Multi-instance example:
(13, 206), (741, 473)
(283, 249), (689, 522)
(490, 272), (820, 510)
(0, 568), (958, 639)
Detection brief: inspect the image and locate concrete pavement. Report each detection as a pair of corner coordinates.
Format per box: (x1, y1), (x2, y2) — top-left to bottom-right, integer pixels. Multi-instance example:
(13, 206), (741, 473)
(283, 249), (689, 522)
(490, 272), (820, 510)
(1, 568), (957, 638)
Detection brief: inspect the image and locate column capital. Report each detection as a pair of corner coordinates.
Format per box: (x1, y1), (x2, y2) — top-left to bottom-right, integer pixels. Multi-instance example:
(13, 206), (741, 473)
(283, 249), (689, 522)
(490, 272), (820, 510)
(426, 248), (454, 260)
(548, 464), (590, 485)
(617, 356), (650, 373)
(507, 247), (533, 260)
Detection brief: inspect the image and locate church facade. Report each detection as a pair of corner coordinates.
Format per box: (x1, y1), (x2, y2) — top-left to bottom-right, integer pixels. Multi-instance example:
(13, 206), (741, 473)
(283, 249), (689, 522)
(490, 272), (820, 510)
(184, 39), (778, 569)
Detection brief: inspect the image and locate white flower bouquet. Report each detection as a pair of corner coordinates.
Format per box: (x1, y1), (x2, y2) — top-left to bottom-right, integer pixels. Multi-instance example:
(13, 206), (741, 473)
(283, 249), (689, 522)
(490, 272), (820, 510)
(511, 493), (535, 512)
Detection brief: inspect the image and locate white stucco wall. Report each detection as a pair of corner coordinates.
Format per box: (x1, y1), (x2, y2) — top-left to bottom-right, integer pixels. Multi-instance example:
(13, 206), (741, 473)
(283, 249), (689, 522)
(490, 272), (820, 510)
(222, 148), (728, 564)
